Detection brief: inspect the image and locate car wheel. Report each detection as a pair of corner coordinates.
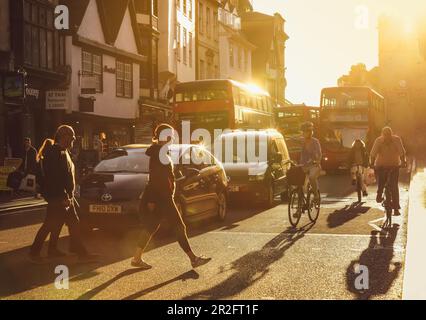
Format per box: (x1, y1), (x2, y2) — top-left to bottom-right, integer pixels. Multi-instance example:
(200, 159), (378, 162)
(264, 183), (275, 208)
(217, 191), (227, 221)
(280, 189), (289, 202)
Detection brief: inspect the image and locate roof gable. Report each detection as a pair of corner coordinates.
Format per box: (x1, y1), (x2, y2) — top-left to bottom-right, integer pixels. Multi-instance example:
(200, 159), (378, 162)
(97, 0), (129, 45)
(77, 0), (106, 43)
(114, 7), (138, 53)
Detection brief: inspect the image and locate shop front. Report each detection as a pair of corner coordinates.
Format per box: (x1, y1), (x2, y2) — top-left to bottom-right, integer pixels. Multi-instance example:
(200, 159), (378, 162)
(67, 112), (136, 163)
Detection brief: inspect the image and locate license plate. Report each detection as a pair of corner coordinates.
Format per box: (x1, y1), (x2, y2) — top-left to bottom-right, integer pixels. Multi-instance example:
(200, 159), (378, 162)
(89, 204), (122, 214)
(229, 185), (240, 192)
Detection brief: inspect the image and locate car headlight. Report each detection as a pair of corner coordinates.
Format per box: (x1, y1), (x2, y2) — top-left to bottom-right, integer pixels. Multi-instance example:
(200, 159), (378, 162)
(249, 173), (265, 181)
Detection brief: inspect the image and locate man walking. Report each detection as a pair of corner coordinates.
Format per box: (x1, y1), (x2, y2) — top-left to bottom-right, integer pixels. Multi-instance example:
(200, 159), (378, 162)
(19, 137), (37, 176)
(29, 125), (96, 263)
(370, 127), (407, 216)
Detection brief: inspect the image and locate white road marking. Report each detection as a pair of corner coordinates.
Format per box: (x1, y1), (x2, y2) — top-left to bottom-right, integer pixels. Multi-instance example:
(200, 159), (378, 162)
(210, 231), (378, 238)
(0, 208), (45, 217)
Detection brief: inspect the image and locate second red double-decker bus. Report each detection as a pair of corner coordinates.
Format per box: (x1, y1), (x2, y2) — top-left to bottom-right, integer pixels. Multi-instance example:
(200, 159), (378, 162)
(173, 79), (275, 136)
(319, 86), (386, 171)
(275, 105), (320, 161)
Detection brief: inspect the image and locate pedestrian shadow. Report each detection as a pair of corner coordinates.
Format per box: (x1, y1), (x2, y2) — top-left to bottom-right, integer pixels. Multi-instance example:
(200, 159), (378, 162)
(346, 225), (402, 300)
(327, 202), (371, 228)
(77, 268), (151, 300)
(183, 223), (314, 300)
(0, 210), (46, 231)
(0, 204), (265, 298)
(122, 270), (199, 300)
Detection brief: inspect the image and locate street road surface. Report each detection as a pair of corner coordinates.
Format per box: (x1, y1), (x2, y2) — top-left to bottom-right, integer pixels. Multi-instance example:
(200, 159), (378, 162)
(0, 172), (410, 300)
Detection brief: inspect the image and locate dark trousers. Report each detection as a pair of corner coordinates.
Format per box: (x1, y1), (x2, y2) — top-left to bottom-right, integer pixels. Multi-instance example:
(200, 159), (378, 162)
(376, 167), (401, 210)
(137, 196), (191, 253)
(30, 201), (88, 256)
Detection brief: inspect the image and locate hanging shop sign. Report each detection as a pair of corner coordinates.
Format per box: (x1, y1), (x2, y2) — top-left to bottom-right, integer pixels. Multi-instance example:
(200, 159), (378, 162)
(2, 73), (24, 100)
(46, 90), (70, 110)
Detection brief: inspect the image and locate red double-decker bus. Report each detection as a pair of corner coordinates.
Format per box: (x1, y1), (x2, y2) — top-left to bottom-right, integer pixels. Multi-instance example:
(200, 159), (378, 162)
(173, 79), (275, 136)
(319, 86), (386, 171)
(275, 105), (320, 161)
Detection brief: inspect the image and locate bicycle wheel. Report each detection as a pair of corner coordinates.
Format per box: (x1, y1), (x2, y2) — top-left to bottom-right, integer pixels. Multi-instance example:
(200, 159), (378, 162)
(288, 187), (303, 227)
(307, 188), (320, 222)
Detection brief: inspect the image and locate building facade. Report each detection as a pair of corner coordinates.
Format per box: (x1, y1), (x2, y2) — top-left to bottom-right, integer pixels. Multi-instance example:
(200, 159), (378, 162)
(158, 0), (196, 100)
(218, 0), (254, 82)
(195, 0), (220, 80)
(378, 15), (426, 140)
(0, 0), (68, 162)
(62, 0), (145, 154)
(241, 11), (289, 106)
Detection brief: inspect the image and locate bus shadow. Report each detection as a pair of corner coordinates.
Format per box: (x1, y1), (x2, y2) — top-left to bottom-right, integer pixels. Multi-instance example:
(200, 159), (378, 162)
(183, 223), (313, 300)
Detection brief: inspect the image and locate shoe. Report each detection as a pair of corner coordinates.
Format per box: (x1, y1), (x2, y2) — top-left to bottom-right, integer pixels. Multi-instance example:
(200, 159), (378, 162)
(394, 210), (401, 216)
(78, 253), (100, 263)
(191, 256), (211, 268)
(376, 193), (383, 203)
(363, 191), (368, 197)
(293, 209), (301, 219)
(130, 259), (152, 270)
(28, 253), (46, 265)
(48, 250), (68, 258)
(352, 179), (356, 186)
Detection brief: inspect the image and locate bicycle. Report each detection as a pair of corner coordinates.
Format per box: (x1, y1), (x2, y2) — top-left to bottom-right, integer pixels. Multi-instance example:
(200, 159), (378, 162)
(286, 160), (321, 227)
(377, 165), (402, 229)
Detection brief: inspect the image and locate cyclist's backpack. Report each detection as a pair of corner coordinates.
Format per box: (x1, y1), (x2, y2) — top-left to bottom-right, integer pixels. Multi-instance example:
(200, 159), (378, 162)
(287, 166), (305, 186)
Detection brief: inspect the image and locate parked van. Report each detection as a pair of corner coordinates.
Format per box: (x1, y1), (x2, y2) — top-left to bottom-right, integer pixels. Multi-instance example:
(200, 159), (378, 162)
(217, 129), (291, 207)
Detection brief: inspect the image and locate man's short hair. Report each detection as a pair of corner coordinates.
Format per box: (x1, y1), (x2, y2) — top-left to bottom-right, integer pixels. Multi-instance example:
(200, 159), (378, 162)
(301, 122), (314, 132)
(24, 137), (31, 143)
(54, 125), (75, 142)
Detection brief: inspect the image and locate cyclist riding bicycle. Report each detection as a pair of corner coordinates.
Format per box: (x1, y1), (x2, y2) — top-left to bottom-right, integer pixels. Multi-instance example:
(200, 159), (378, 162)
(370, 126), (407, 216)
(348, 139), (369, 197)
(300, 122), (322, 202)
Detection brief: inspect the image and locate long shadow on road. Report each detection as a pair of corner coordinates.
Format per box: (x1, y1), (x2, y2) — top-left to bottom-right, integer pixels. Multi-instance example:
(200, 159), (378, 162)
(327, 202), (371, 228)
(183, 223), (314, 300)
(346, 225), (402, 300)
(0, 204), (265, 299)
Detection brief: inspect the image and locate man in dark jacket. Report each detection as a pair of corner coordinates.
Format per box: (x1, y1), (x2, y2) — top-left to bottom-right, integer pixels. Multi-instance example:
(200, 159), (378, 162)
(29, 125), (96, 263)
(18, 137), (38, 175)
(131, 124), (211, 270)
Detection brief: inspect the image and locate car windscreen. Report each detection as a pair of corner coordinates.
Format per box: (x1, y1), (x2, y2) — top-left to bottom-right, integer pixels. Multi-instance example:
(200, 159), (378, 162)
(219, 135), (268, 163)
(94, 150), (150, 173)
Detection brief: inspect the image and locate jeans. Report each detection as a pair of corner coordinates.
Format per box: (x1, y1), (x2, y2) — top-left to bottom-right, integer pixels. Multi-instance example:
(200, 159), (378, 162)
(376, 167), (400, 210)
(30, 201), (88, 256)
(137, 195), (191, 253)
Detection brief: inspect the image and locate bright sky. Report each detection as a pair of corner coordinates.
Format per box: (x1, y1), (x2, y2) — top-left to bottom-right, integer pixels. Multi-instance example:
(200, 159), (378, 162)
(253, 0), (426, 105)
